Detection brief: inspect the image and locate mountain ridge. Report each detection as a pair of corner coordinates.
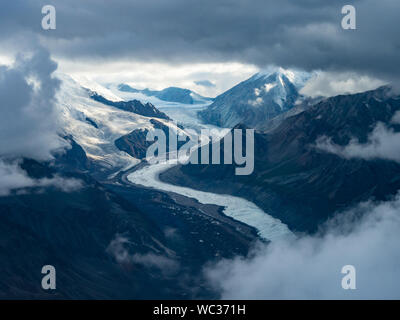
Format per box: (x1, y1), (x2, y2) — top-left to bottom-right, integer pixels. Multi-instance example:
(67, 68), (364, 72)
(117, 84), (213, 105)
(89, 91), (169, 120)
(198, 68), (311, 129)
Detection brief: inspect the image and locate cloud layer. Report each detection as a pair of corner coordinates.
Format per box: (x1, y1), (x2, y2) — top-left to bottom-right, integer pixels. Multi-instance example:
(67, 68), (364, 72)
(0, 43), (80, 196)
(301, 71), (386, 97)
(316, 113), (400, 163)
(0, 46), (65, 160)
(205, 193), (400, 299)
(106, 235), (179, 275)
(0, 160), (82, 196)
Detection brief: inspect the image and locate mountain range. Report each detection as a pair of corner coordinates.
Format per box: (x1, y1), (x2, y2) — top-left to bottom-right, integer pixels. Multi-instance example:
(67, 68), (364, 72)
(90, 91), (169, 120)
(2, 69), (399, 298)
(0, 75), (255, 298)
(161, 86), (400, 233)
(117, 84), (213, 105)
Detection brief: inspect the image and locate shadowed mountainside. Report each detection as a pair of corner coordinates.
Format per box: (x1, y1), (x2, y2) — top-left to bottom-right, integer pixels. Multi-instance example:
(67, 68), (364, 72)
(161, 86), (400, 233)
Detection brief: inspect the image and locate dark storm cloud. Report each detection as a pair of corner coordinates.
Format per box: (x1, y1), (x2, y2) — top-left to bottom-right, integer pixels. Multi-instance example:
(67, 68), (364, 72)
(0, 0), (399, 83)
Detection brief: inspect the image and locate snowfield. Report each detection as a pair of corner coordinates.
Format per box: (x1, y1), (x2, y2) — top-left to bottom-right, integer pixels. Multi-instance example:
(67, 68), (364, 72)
(56, 74), (186, 173)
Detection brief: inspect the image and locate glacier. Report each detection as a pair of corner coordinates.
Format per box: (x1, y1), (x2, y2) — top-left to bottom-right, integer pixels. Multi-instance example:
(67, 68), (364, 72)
(127, 160), (294, 242)
(57, 74), (293, 242)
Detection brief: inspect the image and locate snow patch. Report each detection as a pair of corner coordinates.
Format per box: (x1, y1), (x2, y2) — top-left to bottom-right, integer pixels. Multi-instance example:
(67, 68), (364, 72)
(248, 97), (264, 107)
(264, 83), (276, 93)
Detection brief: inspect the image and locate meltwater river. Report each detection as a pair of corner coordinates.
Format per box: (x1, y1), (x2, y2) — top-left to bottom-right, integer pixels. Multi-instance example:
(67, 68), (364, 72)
(127, 103), (293, 242)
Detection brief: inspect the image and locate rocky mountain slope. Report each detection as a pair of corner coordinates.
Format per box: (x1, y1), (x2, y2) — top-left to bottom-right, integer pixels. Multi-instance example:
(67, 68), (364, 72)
(0, 76), (256, 299)
(161, 86), (400, 233)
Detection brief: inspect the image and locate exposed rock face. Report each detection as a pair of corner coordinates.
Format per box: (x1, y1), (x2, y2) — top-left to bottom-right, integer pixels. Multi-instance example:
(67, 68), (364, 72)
(114, 119), (189, 159)
(90, 92), (169, 120)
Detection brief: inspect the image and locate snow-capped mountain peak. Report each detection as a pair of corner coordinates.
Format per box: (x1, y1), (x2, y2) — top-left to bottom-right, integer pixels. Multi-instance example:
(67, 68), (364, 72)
(198, 67), (311, 128)
(253, 66), (311, 89)
(68, 74), (123, 102)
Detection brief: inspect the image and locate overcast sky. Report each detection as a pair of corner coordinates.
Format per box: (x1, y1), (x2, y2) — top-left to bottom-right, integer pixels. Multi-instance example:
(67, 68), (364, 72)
(0, 0), (399, 95)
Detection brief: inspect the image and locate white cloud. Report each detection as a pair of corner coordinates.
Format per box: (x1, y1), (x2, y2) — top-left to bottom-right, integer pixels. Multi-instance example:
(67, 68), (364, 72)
(205, 193), (400, 299)
(264, 83), (276, 92)
(248, 97), (263, 107)
(0, 54), (14, 66)
(0, 46), (66, 161)
(57, 59), (258, 98)
(132, 253), (179, 272)
(300, 71), (386, 98)
(316, 115), (400, 163)
(391, 111), (400, 124)
(0, 160), (82, 196)
(106, 235), (179, 275)
(0, 161), (36, 196)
